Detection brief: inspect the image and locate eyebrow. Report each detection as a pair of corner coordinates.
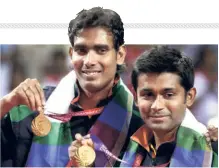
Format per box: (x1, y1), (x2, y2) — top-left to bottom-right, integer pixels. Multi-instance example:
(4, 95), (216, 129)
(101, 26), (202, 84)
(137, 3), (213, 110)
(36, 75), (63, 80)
(94, 44), (110, 50)
(139, 88), (175, 92)
(73, 44), (87, 49)
(74, 44), (110, 49)
(163, 88), (175, 92)
(139, 88), (152, 92)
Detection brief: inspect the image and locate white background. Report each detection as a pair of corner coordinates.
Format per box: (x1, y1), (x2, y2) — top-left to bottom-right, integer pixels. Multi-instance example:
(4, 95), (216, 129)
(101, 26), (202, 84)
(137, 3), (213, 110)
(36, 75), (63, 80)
(0, 0), (219, 44)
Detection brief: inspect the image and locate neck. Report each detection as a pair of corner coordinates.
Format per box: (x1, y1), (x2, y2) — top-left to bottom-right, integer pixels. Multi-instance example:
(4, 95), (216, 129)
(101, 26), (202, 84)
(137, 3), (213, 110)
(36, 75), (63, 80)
(79, 80), (114, 110)
(153, 126), (178, 150)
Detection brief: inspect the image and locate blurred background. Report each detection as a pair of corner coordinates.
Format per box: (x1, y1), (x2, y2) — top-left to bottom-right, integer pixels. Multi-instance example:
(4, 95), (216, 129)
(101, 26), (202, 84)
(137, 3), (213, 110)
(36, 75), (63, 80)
(0, 44), (218, 126)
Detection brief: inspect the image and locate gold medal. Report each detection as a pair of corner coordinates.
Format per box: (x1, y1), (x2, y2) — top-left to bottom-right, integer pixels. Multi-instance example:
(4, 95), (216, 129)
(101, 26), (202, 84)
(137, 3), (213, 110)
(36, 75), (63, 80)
(73, 146), (96, 167)
(31, 108), (51, 137)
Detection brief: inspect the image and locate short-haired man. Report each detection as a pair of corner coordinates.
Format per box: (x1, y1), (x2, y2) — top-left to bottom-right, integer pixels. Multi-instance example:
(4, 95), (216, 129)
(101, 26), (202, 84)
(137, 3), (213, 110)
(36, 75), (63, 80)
(120, 46), (218, 167)
(1, 10), (217, 167)
(0, 7), (143, 167)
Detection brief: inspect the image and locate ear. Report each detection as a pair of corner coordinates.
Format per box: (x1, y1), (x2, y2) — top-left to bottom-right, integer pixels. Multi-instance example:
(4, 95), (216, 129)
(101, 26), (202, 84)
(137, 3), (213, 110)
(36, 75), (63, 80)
(69, 47), (73, 59)
(116, 45), (126, 65)
(186, 87), (196, 107)
(132, 88), (139, 107)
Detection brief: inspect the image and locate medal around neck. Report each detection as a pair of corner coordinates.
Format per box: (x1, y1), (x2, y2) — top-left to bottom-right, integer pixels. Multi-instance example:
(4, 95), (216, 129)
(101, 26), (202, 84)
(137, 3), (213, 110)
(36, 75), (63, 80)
(73, 146), (96, 167)
(31, 109), (51, 137)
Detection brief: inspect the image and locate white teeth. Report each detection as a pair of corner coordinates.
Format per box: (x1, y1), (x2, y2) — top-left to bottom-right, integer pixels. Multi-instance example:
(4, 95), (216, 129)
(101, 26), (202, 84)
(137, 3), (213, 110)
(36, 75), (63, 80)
(85, 72), (99, 75)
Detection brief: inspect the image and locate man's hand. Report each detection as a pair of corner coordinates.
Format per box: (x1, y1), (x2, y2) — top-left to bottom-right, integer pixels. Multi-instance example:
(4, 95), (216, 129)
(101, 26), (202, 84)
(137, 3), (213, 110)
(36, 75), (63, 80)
(0, 78), (45, 118)
(68, 133), (94, 162)
(204, 125), (218, 142)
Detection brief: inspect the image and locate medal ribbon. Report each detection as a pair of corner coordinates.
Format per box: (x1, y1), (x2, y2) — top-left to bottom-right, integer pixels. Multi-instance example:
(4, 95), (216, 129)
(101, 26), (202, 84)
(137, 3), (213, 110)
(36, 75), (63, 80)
(95, 142), (128, 165)
(46, 107), (104, 122)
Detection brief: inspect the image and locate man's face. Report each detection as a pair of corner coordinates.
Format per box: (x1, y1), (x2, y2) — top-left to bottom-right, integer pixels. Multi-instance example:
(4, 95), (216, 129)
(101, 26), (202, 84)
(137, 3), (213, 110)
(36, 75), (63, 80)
(69, 27), (125, 93)
(136, 72), (190, 132)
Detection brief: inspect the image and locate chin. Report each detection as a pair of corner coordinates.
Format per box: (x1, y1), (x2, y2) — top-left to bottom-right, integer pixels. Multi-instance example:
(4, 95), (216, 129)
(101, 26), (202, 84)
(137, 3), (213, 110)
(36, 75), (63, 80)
(145, 122), (171, 132)
(84, 84), (99, 92)
(150, 126), (169, 132)
(83, 82), (103, 92)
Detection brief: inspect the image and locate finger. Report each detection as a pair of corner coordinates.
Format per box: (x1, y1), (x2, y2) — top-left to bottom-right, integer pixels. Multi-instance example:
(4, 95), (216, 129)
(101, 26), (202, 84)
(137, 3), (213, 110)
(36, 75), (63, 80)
(21, 82), (33, 106)
(212, 130), (218, 138)
(17, 88), (31, 107)
(204, 133), (211, 142)
(81, 139), (93, 146)
(87, 139), (94, 148)
(23, 78), (31, 86)
(71, 141), (81, 149)
(68, 146), (78, 159)
(84, 134), (91, 139)
(81, 139), (89, 146)
(213, 128), (218, 134)
(69, 146), (78, 153)
(75, 133), (83, 142)
(23, 79), (40, 111)
(24, 88), (36, 111)
(206, 137), (211, 142)
(208, 125), (214, 130)
(71, 140), (78, 146)
(33, 79), (46, 106)
(28, 85), (42, 111)
(212, 127), (217, 131)
(22, 83), (29, 92)
(205, 132), (210, 137)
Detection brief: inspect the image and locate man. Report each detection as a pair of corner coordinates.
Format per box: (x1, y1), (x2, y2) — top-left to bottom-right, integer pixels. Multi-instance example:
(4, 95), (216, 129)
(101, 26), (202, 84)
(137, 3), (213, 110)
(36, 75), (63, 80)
(0, 9), (217, 167)
(120, 46), (218, 167)
(0, 7), (143, 167)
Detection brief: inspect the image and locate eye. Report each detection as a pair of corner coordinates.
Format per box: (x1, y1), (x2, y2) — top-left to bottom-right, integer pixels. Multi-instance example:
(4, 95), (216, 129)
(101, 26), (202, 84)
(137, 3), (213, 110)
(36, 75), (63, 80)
(164, 93), (174, 99)
(142, 92), (154, 100)
(96, 47), (108, 55)
(74, 48), (87, 56)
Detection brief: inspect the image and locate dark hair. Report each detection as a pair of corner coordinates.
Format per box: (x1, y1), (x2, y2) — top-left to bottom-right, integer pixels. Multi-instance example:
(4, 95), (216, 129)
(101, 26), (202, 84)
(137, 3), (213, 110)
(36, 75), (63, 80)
(68, 7), (124, 51)
(68, 7), (126, 74)
(131, 46), (194, 92)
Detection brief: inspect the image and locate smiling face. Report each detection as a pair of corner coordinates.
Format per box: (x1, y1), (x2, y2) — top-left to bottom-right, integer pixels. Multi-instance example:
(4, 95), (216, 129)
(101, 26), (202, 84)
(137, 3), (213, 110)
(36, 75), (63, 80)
(69, 27), (125, 93)
(136, 72), (196, 132)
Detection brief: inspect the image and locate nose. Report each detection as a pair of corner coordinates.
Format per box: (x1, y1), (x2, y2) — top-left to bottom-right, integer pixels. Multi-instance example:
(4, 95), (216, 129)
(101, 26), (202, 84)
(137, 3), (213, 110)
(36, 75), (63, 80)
(84, 51), (96, 67)
(151, 96), (164, 112)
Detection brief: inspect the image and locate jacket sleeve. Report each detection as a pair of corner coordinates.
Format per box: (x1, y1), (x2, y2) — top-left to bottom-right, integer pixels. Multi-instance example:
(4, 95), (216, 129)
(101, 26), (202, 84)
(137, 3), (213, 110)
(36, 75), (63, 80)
(1, 86), (56, 167)
(1, 114), (16, 166)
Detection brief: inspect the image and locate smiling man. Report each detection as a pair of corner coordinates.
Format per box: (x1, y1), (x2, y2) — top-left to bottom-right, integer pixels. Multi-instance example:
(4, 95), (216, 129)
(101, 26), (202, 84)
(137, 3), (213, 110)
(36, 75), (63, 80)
(121, 46), (218, 167)
(1, 9), (217, 167)
(0, 7), (144, 167)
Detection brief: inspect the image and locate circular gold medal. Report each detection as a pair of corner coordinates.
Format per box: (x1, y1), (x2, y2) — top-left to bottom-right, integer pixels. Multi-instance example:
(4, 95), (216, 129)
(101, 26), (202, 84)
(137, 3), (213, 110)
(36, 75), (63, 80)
(31, 114), (51, 137)
(74, 146), (96, 167)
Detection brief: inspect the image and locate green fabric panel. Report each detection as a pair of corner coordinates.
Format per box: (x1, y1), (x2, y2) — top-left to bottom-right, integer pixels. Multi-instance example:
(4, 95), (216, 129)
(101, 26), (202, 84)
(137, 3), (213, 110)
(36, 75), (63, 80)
(129, 140), (139, 152)
(212, 151), (218, 167)
(113, 80), (133, 112)
(177, 126), (211, 151)
(9, 105), (34, 122)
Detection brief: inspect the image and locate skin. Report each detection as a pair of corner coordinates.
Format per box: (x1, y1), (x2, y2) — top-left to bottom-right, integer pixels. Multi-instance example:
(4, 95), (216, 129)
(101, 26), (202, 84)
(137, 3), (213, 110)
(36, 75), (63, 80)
(0, 78), (45, 118)
(68, 27), (126, 161)
(69, 27), (126, 109)
(0, 42), (217, 163)
(136, 72), (196, 149)
(68, 133), (94, 160)
(205, 125), (218, 142)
